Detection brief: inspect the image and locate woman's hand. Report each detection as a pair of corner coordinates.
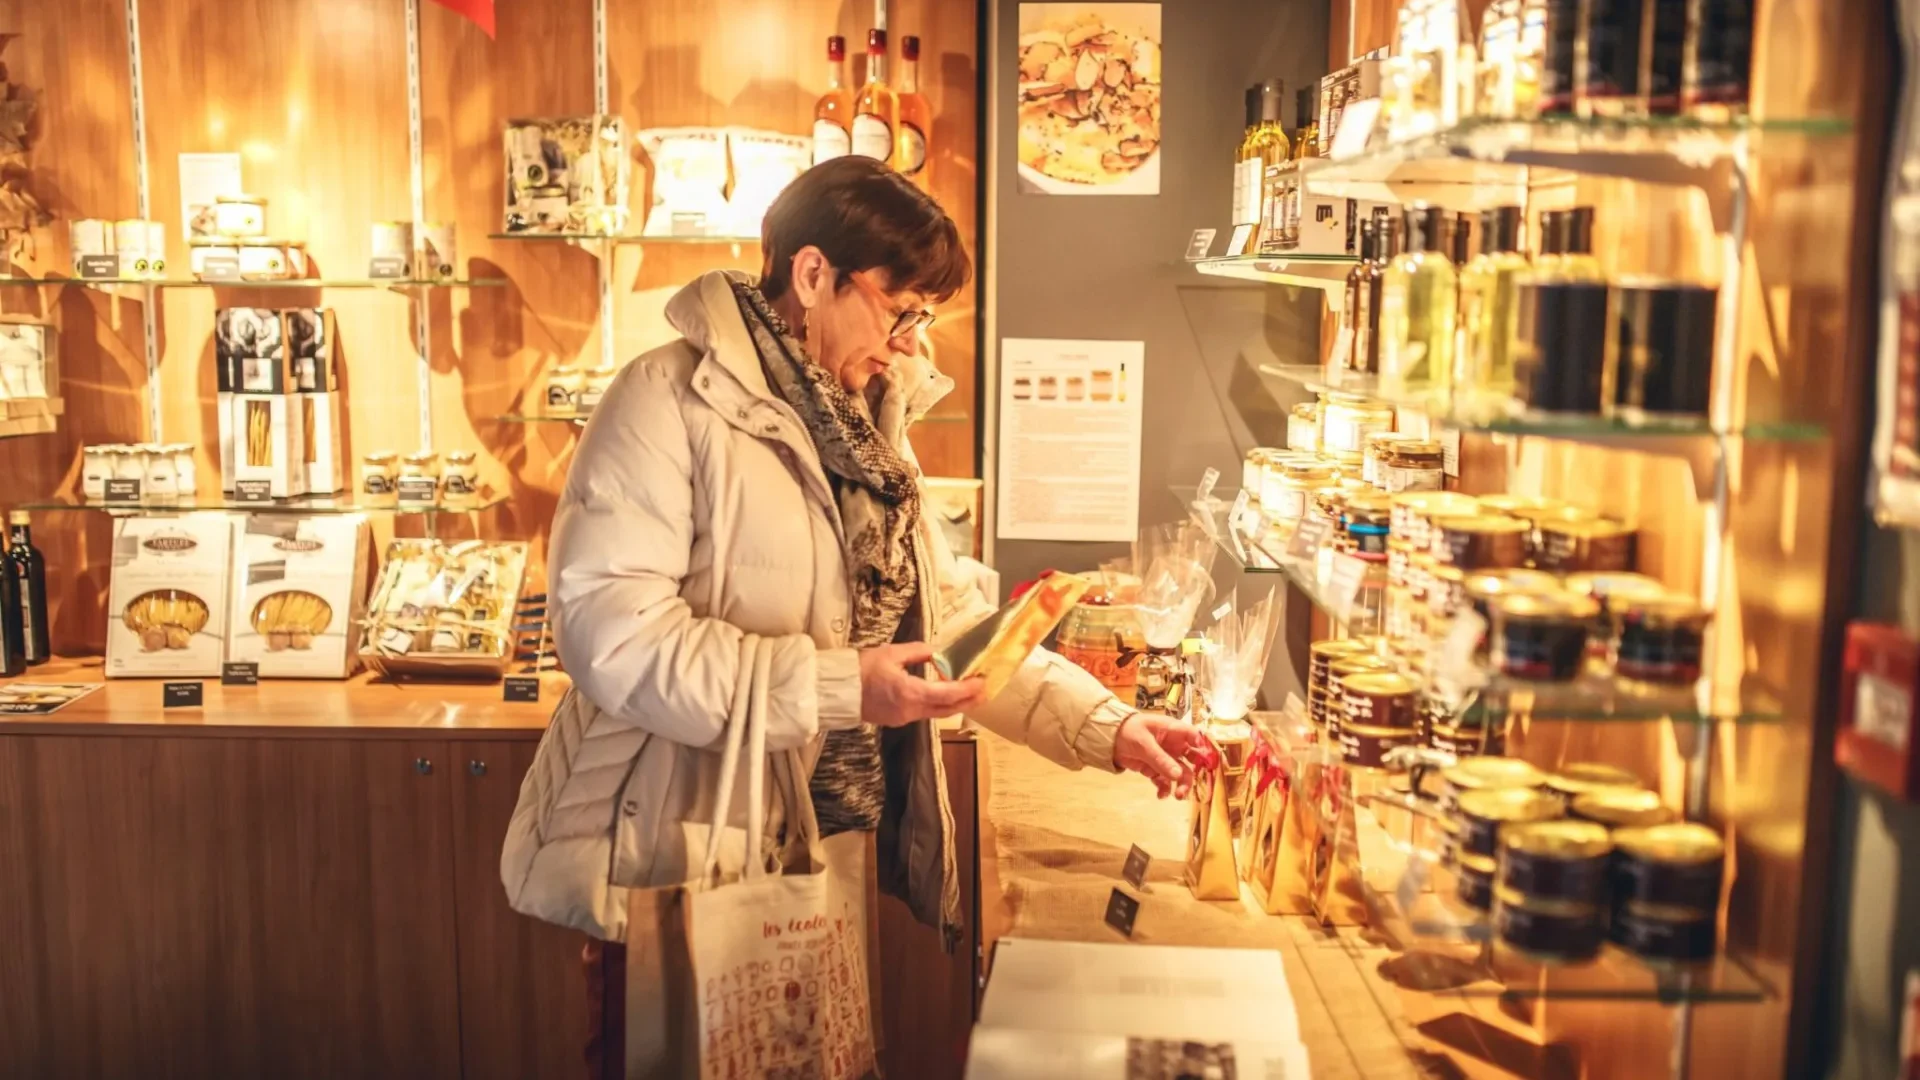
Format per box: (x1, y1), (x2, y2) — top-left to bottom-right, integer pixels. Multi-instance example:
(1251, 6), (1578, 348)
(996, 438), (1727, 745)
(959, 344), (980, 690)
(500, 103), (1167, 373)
(1113, 713), (1219, 800)
(859, 643), (986, 728)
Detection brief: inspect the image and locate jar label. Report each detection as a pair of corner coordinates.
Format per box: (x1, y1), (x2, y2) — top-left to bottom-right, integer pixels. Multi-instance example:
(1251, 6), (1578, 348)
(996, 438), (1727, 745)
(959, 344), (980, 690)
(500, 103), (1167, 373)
(363, 473), (392, 495)
(1384, 463), (1443, 493)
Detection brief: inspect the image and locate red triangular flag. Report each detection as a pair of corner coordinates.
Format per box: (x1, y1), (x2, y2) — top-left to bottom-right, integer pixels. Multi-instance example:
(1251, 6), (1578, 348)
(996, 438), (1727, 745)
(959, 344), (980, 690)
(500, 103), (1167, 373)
(427, 0), (495, 38)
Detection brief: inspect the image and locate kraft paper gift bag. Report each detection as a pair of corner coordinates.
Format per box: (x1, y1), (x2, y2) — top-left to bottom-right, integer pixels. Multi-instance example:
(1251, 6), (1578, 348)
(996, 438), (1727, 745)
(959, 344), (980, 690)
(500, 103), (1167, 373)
(627, 639), (878, 1080)
(1244, 735), (1314, 916)
(1184, 758), (1240, 901)
(1306, 763), (1370, 928)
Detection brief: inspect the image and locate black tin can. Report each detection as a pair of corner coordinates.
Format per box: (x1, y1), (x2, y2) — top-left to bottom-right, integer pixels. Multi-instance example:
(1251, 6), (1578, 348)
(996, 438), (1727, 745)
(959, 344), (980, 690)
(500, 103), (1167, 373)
(1612, 281), (1718, 420)
(1456, 854), (1497, 911)
(1491, 592), (1600, 682)
(1494, 887), (1605, 963)
(1611, 822), (1725, 911)
(1515, 282), (1614, 414)
(1614, 595), (1712, 685)
(1456, 786), (1563, 861)
(1499, 820), (1613, 905)
(1610, 901), (1718, 963)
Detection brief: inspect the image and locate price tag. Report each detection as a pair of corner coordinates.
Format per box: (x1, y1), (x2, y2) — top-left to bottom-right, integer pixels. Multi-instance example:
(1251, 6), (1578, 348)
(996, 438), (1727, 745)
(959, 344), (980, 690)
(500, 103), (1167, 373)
(77, 254), (121, 279)
(503, 676), (541, 703)
(1326, 553), (1370, 622)
(198, 255), (242, 281)
(1103, 887), (1141, 938)
(220, 662), (259, 686)
(1227, 488), (1255, 536)
(395, 476), (438, 508)
(1434, 610), (1488, 689)
(368, 255), (411, 279)
(1286, 515), (1335, 562)
(378, 626), (414, 654)
(162, 682), (204, 709)
(1440, 427), (1462, 478)
(1122, 845), (1152, 890)
(1329, 98), (1382, 160)
(104, 478), (142, 504)
(1227, 223), (1256, 256)
(1195, 466), (1221, 507)
(1184, 228), (1218, 261)
(233, 479), (272, 503)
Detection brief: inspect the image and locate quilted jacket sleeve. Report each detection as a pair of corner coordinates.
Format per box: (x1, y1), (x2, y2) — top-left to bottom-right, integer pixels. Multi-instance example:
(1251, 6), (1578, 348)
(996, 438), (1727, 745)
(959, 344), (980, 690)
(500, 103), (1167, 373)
(550, 356), (858, 752)
(920, 482), (1129, 774)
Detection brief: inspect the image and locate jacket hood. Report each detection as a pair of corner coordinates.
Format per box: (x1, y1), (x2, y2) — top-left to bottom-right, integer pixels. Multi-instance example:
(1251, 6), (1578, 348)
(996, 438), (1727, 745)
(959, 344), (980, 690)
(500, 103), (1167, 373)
(665, 270), (954, 424)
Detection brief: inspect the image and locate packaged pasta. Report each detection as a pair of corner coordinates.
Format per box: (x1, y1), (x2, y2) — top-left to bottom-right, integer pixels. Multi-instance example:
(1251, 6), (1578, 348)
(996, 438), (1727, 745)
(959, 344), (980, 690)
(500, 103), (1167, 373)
(723, 128), (812, 236)
(359, 539), (530, 680)
(226, 515), (371, 678)
(105, 514), (237, 678)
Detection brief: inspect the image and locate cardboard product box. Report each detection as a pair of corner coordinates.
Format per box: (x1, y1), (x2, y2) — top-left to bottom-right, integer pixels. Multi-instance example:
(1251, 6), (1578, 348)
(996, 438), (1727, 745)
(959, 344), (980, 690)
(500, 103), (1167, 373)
(286, 309), (344, 494)
(227, 515), (371, 678)
(502, 115), (630, 234)
(216, 307), (296, 395)
(230, 393), (308, 498)
(105, 513), (236, 678)
(1294, 195), (1357, 256)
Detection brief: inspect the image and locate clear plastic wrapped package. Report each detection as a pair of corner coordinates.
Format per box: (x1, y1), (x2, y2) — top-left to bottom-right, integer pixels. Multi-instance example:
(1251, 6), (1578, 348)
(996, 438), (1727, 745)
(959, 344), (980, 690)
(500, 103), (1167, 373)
(359, 539), (529, 680)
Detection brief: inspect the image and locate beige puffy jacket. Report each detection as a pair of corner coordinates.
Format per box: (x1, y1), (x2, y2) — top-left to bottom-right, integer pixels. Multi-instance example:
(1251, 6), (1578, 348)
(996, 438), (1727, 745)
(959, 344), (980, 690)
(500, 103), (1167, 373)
(500, 270), (1133, 942)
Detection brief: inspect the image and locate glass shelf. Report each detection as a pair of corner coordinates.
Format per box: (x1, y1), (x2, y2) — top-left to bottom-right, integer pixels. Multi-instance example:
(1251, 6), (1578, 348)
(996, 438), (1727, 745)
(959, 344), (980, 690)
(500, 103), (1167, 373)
(0, 276), (506, 290)
(22, 492), (509, 516)
(487, 232), (759, 245)
(1177, 486), (1786, 723)
(1305, 114), (1854, 210)
(494, 410), (972, 426)
(1192, 255), (1358, 309)
(1256, 363), (1826, 444)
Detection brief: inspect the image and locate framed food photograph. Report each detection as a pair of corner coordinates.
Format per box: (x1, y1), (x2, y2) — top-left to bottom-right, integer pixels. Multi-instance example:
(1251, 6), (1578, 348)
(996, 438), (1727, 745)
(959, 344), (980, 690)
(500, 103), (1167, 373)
(1015, 3), (1162, 195)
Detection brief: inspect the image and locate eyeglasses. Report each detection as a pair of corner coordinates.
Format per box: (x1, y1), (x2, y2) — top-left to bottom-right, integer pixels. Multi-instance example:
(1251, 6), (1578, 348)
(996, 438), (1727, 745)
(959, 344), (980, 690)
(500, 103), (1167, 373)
(848, 270), (937, 338)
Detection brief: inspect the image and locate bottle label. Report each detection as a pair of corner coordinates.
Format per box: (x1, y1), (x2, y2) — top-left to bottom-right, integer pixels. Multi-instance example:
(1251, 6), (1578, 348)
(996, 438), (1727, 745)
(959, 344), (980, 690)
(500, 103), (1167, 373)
(812, 119), (851, 165)
(1235, 160), (1263, 225)
(897, 122), (927, 174)
(851, 114), (892, 162)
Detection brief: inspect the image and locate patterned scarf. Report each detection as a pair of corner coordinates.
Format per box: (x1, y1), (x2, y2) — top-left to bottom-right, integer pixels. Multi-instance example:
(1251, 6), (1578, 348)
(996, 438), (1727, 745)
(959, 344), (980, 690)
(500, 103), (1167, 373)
(730, 279), (923, 834)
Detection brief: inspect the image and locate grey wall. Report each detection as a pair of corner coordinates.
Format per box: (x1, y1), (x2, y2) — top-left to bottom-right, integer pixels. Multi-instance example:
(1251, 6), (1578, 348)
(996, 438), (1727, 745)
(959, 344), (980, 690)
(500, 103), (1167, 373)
(986, 0), (1331, 613)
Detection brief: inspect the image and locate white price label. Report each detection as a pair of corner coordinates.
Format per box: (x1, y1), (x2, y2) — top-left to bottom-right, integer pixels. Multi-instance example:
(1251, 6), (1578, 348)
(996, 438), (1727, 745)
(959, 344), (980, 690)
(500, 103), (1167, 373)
(1227, 223), (1256, 255)
(378, 626), (414, 654)
(1196, 467), (1222, 506)
(1441, 427), (1462, 478)
(1327, 553), (1370, 622)
(1328, 328), (1354, 371)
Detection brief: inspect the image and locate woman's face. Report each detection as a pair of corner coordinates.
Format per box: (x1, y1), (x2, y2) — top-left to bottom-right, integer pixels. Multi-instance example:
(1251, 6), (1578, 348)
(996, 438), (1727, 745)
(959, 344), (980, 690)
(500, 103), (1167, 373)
(787, 249), (933, 393)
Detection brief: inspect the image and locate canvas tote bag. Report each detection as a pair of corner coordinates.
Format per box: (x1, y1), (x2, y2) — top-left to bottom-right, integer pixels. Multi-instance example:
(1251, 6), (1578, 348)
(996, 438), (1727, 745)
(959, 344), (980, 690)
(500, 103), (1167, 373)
(626, 637), (878, 1080)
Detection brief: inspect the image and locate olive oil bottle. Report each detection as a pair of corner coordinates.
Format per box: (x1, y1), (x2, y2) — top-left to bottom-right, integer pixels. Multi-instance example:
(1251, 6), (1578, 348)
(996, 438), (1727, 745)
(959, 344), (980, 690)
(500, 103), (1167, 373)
(1458, 205), (1530, 396)
(1379, 203), (1457, 400)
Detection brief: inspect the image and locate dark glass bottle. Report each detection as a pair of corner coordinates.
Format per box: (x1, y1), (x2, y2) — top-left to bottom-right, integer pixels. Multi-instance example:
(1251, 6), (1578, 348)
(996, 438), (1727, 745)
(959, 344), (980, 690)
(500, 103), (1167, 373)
(1345, 219), (1377, 375)
(1361, 216), (1402, 375)
(9, 511), (49, 666)
(0, 534), (22, 678)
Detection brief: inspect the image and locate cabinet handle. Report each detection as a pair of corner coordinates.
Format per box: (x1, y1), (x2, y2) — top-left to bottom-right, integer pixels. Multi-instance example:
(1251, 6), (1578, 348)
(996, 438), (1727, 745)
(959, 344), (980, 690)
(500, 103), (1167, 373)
(468, 760), (488, 777)
(414, 757), (433, 776)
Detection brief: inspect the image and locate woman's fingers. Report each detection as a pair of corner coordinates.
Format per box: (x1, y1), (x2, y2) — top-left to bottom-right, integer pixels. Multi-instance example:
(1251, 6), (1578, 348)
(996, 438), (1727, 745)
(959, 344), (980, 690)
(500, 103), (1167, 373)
(917, 676), (986, 713)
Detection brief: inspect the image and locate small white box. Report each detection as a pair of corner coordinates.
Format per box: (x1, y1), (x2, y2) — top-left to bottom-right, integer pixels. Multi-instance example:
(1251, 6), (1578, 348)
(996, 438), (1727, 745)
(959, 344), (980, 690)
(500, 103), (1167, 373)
(216, 391), (235, 492)
(230, 393), (307, 498)
(417, 222), (457, 280)
(70, 219), (112, 257)
(214, 197), (267, 238)
(1294, 195), (1357, 256)
(227, 515), (370, 678)
(105, 513), (236, 678)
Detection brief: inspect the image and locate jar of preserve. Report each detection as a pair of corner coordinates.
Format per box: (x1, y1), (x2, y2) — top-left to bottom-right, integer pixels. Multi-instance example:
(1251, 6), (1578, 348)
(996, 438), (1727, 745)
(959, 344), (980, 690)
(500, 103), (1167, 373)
(545, 366), (583, 416)
(1319, 393), (1393, 455)
(1490, 592), (1600, 682)
(1613, 595), (1711, 686)
(361, 450), (398, 504)
(1265, 459), (1336, 522)
(1287, 404), (1320, 453)
(112, 445), (146, 484)
(442, 449), (480, 503)
(1537, 518), (1636, 573)
(1498, 820), (1612, 905)
(1343, 493), (1392, 557)
(1433, 514), (1531, 569)
(1362, 432), (1409, 488)
(1380, 439), (1445, 493)
(1309, 638), (1376, 731)
(143, 446), (179, 498)
(1455, 786), (1562, 862)
(399, 450), (441, 484)
(1391, 490), (1480, 550)
(1325, 654), (1395, 740)
(82, 445), (112, 501)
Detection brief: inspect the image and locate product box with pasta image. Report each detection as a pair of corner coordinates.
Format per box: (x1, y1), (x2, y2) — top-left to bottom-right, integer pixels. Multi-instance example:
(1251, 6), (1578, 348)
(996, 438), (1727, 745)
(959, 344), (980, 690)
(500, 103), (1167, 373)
(105, 513), (237, 678)
(226, 514), (370, 678)
(286, 307), (343, 494)
(227, 391), (308, 499)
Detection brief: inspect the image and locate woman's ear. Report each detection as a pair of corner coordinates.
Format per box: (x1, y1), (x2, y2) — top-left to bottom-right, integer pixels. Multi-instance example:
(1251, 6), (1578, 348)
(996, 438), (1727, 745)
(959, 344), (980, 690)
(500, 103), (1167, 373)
(789, 246), (831, 311)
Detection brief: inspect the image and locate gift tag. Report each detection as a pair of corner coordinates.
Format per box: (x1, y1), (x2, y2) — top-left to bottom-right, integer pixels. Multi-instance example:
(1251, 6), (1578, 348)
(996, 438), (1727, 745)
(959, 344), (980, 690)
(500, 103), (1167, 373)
(1327, 553), (1370, 622)
(1103, 887), (1141, 938)
(220, 662), (259, 686)
(1122, 844), (1152, 890)
(1185, 228), (1218, 261)
(162, 682), (204, 709)
(503, 676), (541, 703)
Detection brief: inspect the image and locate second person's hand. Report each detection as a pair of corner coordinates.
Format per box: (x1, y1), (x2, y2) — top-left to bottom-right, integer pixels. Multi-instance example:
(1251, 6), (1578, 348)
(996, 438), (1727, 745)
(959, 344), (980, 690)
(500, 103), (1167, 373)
(858, 642), (986, 727)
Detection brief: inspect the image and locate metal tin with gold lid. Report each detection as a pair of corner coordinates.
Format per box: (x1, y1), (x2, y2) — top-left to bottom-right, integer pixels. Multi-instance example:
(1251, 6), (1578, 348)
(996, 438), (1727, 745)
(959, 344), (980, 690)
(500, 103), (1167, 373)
(1570, 787), (1672, 829)
(1440, 756), (1548, 810)
(1610, 900), (1718, 964)
(1337, 672), (1421, 768)
(1493, 885), (1604, 963)
(1537, 517), (1637, 573)
(1309, 639), (1374, 729)
(1464, 569), (1564, 623)
(1546, 762), (1643, 804)
(1433, 514), (1531, 570)
(1326, 654), (1394, 739)
(1499, 820), (1612, 903)
(1491, 592), (1600, 681)
(1564, 570), (1668, 611)
(1611, 823), (1725, 912)
(1456, 786), (1562, 861)
(1475, 493), (1564, 518)
(1456, 853), (1498, 910)
(1390, 490), (1480, 550)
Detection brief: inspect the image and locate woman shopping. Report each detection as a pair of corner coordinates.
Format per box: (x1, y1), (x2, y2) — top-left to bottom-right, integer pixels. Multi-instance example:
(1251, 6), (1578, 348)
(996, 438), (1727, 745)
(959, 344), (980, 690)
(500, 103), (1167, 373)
(501, 156), (1213, 1076)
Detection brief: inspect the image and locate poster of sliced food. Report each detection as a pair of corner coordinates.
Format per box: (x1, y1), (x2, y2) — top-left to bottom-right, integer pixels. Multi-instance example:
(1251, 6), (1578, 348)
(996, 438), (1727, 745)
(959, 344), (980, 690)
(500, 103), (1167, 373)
(1017, 4), (1162, 195)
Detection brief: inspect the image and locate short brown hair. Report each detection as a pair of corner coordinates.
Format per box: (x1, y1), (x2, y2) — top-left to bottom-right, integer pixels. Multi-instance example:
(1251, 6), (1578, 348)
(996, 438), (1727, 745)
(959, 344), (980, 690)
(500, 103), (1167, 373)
(759, 156), (971, 304)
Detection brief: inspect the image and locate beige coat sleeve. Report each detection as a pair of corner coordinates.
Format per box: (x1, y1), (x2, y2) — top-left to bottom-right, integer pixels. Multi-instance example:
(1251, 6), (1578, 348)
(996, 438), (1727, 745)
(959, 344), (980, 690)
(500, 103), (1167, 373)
(919, 483), (1130, 774)
(550, 359), (861, 752)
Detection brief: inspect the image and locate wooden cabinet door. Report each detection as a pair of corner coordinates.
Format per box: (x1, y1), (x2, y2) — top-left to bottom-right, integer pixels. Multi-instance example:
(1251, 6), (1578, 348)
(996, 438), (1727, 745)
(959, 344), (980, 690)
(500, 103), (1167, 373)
(450, 739), (592, 1080)
(878, 736), (981, 1080)
(0, 735), (463, 1080)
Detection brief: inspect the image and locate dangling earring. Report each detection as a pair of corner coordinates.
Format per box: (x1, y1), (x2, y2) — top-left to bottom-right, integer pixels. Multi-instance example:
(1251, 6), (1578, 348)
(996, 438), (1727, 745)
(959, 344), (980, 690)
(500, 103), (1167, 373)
(801, 307), (820, 359)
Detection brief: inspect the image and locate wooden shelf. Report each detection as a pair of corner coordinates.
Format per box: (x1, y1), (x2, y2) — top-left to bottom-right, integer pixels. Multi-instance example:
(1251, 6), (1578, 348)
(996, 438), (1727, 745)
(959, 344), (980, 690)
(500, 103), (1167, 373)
(0, 656), (565, 739)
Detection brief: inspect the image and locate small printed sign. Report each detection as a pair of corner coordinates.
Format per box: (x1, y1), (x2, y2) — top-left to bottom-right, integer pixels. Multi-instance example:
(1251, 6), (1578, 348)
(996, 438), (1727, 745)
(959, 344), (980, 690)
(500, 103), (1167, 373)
(1329, 98), (1382, 160)
(104, 478), (142, 504)
(1327, 553), (1370, 622)
(233, 479), (273, 504)
(198, 255), (242, 281)
(368, 256), (411, 279)
(221, 662), (259, 686)
(1286, 516), (1335, 563)
(1227, 223), (1256, 256)
(162, 682), (204, 709)
(1184, 228), (1218, 261)
(1122, 844), (1152, 890)
(77, 254), (121, 279)
(396, 476), (439, 508)
(503, 676), (541, 703)
(1440, 427), (1462, 478)
(1103, 887), (1141, 938)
